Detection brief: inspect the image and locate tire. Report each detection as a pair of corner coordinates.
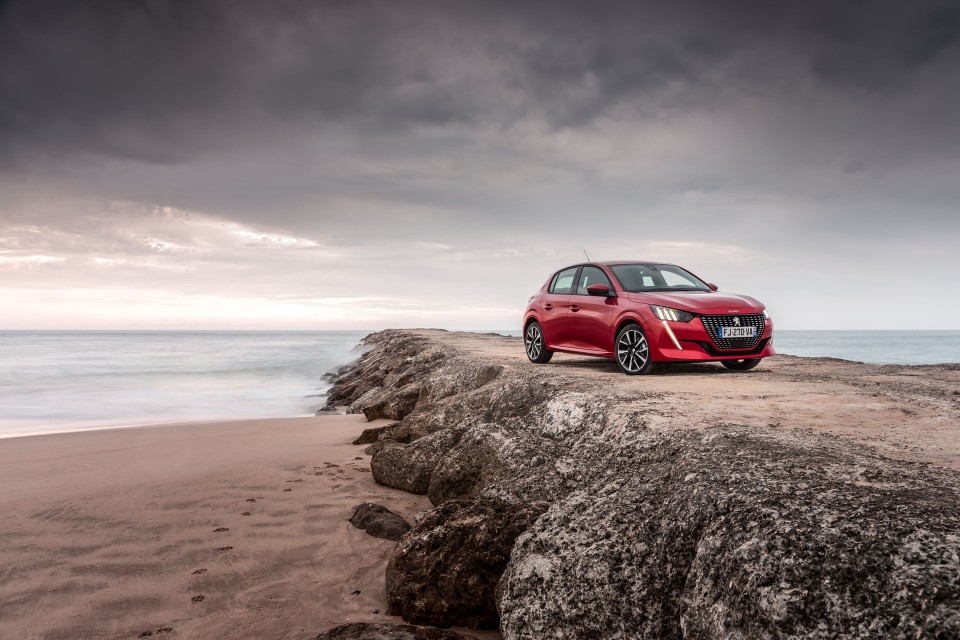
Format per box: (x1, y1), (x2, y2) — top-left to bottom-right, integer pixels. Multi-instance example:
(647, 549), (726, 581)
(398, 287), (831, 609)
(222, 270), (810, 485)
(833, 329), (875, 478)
(615, 323), (656, 375)
(721, 358), (762, 371)
(524, 321), (554, 364)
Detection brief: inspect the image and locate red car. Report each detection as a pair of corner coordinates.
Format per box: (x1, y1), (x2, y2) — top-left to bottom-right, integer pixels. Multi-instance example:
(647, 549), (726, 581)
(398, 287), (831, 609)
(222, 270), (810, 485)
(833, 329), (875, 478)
(522, 261), (774, 375)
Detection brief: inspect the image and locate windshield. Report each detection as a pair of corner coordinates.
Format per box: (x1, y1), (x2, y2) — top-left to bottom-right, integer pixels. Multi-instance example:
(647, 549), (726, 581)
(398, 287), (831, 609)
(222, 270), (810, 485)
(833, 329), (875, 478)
(609, 264), (711, 292)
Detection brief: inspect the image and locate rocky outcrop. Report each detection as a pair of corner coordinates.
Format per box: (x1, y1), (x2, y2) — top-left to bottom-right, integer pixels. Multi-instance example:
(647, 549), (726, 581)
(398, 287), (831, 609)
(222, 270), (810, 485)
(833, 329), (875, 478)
(314, 622), (477, 639)
(348, 503), (412, 541)
(498, 429), (960, 639)
(353, 424), (395, 445)
(372, 427), (467, 494)
(350, 384), (422, 421)
(325, 330), (960, 638)
(385, 498), (547, 629)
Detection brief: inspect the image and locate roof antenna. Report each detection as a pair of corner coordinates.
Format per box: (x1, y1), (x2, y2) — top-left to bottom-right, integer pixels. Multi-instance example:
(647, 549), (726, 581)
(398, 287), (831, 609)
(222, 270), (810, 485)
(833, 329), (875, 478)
(583, 249), (591, 261)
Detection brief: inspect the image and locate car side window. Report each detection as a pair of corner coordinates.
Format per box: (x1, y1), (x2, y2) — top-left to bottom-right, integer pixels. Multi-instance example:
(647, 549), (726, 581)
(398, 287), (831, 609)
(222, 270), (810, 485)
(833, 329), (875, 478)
(575, 266), (613, 295)
(549, 267), (578, 294)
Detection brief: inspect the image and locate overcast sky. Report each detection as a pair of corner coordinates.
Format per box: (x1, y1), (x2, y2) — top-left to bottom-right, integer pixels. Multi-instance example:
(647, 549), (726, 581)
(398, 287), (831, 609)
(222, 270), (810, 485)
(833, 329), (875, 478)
(1, 0), (958, 330)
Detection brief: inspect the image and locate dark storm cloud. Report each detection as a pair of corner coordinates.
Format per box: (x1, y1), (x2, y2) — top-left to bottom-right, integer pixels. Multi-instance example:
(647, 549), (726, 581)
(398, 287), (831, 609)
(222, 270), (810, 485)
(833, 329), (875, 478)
(0, 3), (954, 246)
(2, 0), (958, 164)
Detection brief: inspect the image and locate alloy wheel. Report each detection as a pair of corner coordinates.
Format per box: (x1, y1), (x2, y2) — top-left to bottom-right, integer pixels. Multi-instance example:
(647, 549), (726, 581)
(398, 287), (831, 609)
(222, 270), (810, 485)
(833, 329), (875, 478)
(525, 324), (543, 361)
(617, 328), (649, 374)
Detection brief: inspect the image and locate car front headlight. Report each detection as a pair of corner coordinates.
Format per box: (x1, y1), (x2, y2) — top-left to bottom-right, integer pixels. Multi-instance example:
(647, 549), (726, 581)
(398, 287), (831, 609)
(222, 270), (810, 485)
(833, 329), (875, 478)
(763, 309), (771, 320)
(650, 305), (695, 322)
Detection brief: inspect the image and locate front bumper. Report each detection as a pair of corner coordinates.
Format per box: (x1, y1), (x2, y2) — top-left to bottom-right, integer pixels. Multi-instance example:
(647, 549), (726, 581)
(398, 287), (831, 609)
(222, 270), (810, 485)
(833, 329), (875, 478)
(646, 315), (776, 362)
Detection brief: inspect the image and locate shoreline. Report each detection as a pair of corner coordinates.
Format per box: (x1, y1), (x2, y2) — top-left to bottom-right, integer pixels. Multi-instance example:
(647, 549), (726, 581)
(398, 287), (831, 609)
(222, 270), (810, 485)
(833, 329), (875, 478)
(0, 414), (500, 640)
(0, 413), (330, 441)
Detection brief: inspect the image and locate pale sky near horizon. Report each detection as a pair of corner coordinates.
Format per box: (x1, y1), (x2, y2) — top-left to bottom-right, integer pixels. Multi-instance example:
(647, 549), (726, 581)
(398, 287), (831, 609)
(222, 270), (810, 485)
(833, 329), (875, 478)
(1, 0), (958, 330)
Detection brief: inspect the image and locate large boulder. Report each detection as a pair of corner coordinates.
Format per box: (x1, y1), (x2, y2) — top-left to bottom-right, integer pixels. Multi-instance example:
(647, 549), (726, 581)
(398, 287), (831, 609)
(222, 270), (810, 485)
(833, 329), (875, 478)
(371, 427), (466, 494)
(353, 424), (394, 445)
(386, 498), (547, 629)
(314, 622), (477, 640)
(427, 424), (508, 505)
(497, 429), (960, 640)
(427, 423), (567, 506)
(348, 503), (412, 541)
(348, 383), (422, 421)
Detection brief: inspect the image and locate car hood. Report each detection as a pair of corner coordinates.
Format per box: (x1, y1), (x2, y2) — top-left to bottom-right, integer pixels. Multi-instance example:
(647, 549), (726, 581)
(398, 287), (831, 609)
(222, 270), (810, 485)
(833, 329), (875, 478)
(626, 291), (764, 314)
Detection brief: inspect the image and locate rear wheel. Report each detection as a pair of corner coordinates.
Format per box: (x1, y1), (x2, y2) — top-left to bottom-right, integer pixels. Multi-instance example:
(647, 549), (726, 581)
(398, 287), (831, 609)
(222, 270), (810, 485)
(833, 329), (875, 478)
(524, 321), (553, 364)
(615, 324), (656, 375)
(721, 358), (762, 371)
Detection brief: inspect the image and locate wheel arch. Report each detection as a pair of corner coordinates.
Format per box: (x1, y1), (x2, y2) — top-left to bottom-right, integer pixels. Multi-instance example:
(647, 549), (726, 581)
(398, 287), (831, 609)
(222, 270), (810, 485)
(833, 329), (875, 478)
(613, 314), (645, 342)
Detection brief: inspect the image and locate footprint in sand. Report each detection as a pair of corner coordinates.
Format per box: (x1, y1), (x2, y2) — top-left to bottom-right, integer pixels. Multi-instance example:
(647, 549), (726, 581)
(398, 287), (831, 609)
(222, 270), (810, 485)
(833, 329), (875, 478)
(141, 627), (174, 637)
(213, 527), (229, 532)
(283, 488), (292, 492)
(241, 511), (251, 516)
(191, 594), (205, 603)
(191, 568), (207, 575)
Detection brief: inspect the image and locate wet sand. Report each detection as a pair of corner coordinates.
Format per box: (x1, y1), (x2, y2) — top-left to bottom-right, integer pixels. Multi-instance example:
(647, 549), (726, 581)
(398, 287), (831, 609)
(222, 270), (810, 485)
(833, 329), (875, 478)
(0, 415), (499, 640)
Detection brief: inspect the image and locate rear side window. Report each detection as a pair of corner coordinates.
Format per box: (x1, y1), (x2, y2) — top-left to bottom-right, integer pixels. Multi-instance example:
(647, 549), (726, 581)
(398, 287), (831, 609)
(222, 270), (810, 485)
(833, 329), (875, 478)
(575, 266), (613, 295)
(549, 267), (579, 294)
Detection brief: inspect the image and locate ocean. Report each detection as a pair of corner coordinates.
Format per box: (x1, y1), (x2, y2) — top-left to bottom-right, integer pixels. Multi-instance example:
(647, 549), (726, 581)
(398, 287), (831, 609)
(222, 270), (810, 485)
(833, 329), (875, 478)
(0, 331), (368, 438)
(1, 330), (957, 438)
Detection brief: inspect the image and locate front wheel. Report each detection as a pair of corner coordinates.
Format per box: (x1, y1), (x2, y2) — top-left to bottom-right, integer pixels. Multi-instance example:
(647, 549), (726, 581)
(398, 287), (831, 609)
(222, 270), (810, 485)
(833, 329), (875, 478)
(524, 321), (553, 364)
(615, 324), (656, 375)
(721, 358), (762, 371)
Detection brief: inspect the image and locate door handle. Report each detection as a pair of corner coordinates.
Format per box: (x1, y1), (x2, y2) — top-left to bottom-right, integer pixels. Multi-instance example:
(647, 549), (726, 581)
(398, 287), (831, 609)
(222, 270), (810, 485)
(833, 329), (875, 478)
(543, 303), (553, 310)
(570, 305), (580, 312)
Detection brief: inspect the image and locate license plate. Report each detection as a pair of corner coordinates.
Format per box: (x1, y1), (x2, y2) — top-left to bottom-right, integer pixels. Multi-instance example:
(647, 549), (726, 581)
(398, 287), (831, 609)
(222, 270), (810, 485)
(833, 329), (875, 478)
(720, 326), (756, 339)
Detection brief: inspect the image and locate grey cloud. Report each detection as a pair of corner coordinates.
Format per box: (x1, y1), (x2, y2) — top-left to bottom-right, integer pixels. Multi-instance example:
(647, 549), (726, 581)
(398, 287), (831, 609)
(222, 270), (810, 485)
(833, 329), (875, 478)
(4, 0), (959, 163)
(0, 0), (959, 331)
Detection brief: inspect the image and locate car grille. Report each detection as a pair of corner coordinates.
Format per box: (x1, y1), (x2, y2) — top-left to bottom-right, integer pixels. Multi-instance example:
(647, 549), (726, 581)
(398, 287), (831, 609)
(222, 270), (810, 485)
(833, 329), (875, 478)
(700, 314), (765, 350)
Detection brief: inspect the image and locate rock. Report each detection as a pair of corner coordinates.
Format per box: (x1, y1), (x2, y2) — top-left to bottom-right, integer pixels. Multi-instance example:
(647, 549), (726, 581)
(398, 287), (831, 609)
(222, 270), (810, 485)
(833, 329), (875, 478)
(347, 384), (423, 421)
(426, 425), (504, 505)
(353, 424), (395, 445)
(498, 429), (960, 640)
(386, 498), (547, 629)
(327, 330), (960, 639)
(427, 423), (569, 506)
(349, 503), (412, 541)
(313, 622), (477, 639)
(371, 427), (466, 494)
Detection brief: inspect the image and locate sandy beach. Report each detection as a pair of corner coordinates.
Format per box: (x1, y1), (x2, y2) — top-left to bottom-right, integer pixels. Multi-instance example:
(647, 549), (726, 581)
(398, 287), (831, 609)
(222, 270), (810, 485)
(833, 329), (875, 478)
(0, 415), (499, 640)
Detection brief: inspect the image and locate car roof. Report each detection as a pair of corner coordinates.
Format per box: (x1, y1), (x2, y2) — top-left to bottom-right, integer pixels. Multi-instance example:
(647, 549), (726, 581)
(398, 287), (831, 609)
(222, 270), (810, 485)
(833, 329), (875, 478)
(556, 260), (679, 271)
(597, 260), (678, 267)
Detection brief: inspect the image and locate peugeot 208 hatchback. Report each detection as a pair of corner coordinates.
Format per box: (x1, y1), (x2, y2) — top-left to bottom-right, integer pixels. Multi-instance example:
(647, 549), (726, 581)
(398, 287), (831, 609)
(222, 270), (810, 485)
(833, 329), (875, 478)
(522, 262), (775, 375)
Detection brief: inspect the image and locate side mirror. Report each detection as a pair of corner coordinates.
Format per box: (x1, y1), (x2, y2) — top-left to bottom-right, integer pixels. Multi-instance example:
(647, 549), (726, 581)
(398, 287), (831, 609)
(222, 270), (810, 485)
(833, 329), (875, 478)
(586, 283), (614, 297)
(707, 283), (718, 291)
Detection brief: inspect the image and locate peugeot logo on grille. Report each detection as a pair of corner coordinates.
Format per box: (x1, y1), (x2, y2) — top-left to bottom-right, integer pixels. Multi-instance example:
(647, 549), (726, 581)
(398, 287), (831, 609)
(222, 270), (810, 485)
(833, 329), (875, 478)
(732, 317), (741, 326)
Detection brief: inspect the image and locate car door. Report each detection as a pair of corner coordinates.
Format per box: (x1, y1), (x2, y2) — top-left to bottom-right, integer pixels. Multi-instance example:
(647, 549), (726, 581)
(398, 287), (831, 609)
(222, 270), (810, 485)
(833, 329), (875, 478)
(540, 266), (579, 349)
(567, 265), (618, 354)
